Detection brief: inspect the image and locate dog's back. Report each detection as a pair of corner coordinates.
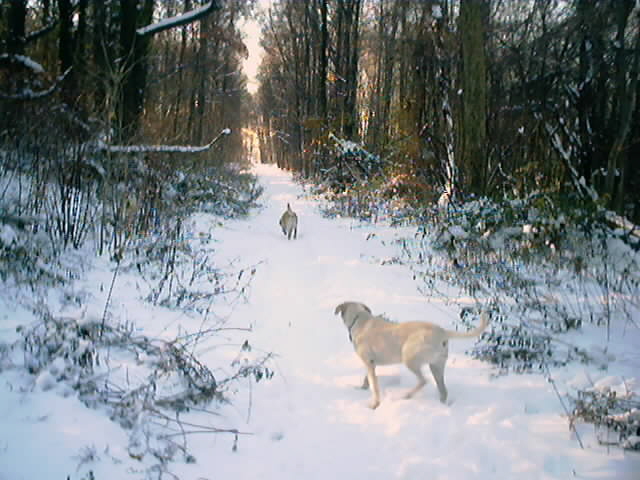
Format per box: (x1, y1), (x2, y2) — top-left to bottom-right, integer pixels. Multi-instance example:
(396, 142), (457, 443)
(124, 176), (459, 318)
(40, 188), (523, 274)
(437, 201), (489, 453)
(279, 203), (298, 240)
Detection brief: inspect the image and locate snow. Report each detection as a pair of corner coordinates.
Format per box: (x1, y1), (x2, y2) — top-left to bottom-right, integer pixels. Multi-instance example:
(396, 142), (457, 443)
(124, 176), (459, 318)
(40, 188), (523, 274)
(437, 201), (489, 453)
(1, 163), (640, 479)
(0, 224), (17, 245)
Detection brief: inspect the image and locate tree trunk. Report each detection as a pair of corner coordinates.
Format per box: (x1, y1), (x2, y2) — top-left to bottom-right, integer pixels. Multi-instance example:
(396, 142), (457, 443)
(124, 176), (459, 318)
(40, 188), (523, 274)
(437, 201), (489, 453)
(318, 0), (328, 121)
(7, 0), (27, 56)
(91, 1), (108, 112)
(172, 0), (192, 140)
(118, 0), (154, 141)
(57, 0), (76, 105)
(342, 0), (361, 139)
(195, 14), (211, 144)
(605, 3), (639, 212)
(459, 0), (488, 195)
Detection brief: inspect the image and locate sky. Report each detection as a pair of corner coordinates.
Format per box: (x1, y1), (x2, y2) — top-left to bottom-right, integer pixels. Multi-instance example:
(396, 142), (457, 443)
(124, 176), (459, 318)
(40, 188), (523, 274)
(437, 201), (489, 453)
(241, 1), (269, 94)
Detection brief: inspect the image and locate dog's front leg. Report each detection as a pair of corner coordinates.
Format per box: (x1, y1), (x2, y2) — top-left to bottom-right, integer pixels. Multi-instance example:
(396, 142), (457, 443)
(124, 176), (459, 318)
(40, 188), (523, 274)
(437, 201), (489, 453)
(366, 363), (380, 409)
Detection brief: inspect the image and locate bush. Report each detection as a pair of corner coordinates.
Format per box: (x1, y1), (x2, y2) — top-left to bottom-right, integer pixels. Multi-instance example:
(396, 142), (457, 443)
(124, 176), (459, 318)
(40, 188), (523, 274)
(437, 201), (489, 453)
(569, 387), (640, 450)
(405, 193), (639, 374)
(6, 308), (273, 464)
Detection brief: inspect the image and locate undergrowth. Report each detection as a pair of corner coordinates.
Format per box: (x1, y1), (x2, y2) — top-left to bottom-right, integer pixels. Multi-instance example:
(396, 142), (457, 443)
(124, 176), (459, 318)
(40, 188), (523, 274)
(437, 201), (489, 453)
(0, 127), (270, 475)
(569, 388), (640, 450)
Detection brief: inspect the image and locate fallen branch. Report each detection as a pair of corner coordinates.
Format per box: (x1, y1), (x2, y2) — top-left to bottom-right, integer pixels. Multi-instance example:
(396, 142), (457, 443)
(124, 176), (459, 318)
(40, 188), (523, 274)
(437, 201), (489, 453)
(95, 128), (231, 154)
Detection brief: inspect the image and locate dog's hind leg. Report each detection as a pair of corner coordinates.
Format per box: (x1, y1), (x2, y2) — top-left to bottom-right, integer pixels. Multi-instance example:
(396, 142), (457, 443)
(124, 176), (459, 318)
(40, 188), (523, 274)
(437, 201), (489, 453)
(403, 359), (428, 399)
(402, 337), (428, 399)
(359, 374), (369, 390)
(429, 362), (448, 403)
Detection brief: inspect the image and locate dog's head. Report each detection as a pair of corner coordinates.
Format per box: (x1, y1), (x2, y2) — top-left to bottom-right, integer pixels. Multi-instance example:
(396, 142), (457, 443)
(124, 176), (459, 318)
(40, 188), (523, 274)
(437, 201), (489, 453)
(334, 301), (372, 328)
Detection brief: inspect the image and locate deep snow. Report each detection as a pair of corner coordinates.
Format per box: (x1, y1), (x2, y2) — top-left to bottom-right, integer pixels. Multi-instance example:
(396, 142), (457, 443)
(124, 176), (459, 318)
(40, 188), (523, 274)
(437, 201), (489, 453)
(1, 162), (639, 479)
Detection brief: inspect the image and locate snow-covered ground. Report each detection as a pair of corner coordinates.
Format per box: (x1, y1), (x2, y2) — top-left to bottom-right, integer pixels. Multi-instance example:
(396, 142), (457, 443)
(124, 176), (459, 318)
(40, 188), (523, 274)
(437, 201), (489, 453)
(1, 162), (639, 479)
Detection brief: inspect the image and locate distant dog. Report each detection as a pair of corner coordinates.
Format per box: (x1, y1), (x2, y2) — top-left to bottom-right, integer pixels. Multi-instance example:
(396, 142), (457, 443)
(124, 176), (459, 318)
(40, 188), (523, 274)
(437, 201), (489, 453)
(279, 203), (298, 240)
(334, 301), (489, 409)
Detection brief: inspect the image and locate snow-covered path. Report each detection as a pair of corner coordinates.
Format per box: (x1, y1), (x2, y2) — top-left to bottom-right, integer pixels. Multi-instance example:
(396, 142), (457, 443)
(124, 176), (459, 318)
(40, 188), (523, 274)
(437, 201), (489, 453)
(172, 163), (638, 480)
(1, 162), (638, 480)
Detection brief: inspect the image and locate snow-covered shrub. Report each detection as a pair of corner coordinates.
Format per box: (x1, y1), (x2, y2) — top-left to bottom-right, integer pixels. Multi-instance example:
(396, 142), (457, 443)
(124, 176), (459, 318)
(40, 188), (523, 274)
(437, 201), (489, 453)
(124, 226), (257, 313)
(569, 386), (640, 450)
(10, 311), (273, 463)
(406, 192), (639, 373)
(174, 165), (263, 219)
(321, 133), (385, 192)
(307, 134), (432, 224)
(1, 127), (268, 471)
(0, 212), (63, 286)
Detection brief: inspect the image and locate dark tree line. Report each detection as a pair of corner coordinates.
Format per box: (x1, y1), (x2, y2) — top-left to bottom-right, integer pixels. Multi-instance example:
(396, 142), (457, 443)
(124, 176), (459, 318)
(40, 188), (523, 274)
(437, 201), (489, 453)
(256, 0), (640, 222)
(1, 0), (253, 155)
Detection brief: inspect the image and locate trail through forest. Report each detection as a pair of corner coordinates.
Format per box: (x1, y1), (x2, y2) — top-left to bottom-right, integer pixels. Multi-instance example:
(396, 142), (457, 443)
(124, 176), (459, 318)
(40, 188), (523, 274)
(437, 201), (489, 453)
(170, 163), (638, 480)
(1, 162), (638, 480)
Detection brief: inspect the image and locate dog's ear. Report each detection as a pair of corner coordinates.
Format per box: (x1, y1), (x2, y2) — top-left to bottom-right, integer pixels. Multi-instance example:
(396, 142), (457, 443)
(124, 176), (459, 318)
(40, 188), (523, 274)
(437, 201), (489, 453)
(363, 304), (372, 314)
(334, 303), (345, 316)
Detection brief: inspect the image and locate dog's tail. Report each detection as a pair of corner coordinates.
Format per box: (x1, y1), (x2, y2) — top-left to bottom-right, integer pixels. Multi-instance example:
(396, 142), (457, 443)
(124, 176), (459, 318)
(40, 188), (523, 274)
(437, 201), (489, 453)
(444, 311), (489, 339)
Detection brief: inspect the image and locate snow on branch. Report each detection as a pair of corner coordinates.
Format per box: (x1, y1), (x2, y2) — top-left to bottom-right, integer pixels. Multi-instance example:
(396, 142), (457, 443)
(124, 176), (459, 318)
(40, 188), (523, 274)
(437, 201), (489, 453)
(0, 68), (71, 101)
(137, 1), (222, 37)
(96, 128), (231, 154)
(0, 54), (45, 73)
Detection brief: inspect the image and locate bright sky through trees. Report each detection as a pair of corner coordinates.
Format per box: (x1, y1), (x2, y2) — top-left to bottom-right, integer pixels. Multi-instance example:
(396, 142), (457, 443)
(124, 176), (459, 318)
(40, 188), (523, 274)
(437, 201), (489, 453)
(240, 1), (269, 94)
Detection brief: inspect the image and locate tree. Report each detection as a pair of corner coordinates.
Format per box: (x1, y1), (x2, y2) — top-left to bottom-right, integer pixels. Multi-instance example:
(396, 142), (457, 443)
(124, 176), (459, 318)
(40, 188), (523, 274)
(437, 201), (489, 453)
(115, 0), (223, 141)
(458, 0), (488, 196)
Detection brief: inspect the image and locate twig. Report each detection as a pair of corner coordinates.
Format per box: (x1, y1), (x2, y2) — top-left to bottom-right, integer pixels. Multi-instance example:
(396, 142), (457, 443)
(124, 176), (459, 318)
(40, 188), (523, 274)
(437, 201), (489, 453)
(100, 258), (121, 338)
(544, 362), (584, 449)
(161, 429), (252, 438)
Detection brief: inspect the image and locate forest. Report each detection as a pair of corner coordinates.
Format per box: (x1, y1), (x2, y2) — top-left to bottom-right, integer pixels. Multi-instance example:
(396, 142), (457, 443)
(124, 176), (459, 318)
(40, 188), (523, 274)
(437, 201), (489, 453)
(255, 0), (639, 222)
(1, 1), (639, 479)
(2, 1), (638, 227)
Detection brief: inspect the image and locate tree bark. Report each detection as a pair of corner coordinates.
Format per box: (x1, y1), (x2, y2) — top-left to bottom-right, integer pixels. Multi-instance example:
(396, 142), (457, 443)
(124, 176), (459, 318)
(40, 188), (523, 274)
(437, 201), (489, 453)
(319, 0), (328, 121)
(459, 0), (488, 195)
